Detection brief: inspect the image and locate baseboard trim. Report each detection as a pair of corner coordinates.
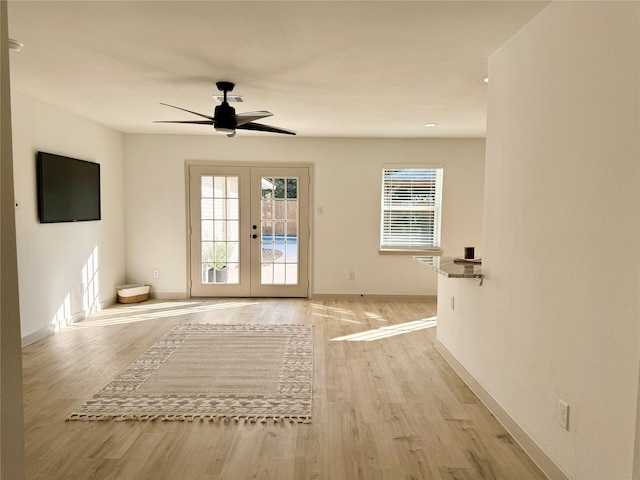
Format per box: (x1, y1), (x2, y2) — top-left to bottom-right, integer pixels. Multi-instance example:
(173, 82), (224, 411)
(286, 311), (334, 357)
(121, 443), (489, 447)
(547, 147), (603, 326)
(150, 292), (189, 300)
(22, 325), (55, 347)
(23, 297), (118, 347)
(98, 297), (116, 311)
(433, 339), (569, 480)
(310, 293), (437, 301)
(70, 310), (86, 324)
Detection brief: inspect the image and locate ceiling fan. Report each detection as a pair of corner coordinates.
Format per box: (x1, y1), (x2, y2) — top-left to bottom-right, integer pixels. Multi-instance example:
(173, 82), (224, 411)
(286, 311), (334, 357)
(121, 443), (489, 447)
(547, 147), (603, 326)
(155, 81), (296, 137)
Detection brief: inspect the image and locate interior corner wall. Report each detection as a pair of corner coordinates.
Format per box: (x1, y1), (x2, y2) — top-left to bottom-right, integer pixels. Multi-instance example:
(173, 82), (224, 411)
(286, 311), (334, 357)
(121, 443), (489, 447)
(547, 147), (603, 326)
(10, 90), (126, 340)
(123, 135), (484, 298)
(436, 2), (640, 479)
(1, 1), (25, 476)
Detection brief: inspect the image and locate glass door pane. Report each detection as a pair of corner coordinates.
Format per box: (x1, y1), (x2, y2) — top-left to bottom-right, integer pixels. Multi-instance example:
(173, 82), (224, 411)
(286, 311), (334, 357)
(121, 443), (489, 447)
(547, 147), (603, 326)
(260, 177), (299, 285)
(250, 166), (308, 297)
(189, 165), (250, 297)
(200, 175), (240, 284)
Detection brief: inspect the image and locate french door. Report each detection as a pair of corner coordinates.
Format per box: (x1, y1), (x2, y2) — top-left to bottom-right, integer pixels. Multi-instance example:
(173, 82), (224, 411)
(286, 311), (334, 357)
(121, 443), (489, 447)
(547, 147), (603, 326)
(188, 164), (309, 297)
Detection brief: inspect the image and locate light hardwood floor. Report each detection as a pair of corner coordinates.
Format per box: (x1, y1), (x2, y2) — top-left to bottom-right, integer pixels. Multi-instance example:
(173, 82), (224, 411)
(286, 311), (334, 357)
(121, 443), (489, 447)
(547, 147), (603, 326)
(22, 298), (546, 480)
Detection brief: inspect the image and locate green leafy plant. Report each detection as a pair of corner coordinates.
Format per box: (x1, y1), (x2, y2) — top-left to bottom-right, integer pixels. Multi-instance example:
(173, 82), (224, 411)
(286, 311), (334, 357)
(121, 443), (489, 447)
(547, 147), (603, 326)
(203, 242), (236, 271)
(214, 243), (229, 270)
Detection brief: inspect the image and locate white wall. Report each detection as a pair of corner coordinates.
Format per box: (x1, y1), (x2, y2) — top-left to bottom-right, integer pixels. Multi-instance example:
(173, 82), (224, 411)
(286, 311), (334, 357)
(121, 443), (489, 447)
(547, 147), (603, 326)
(1, 2), (25, 474)
(437, 2), (640, 479)
(11, 91), (126, 340)
(123, 135), (484, 297)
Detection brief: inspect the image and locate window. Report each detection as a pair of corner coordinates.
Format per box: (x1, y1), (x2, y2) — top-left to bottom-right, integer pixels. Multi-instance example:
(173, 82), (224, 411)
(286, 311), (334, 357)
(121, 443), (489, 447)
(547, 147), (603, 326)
(380, 167), (443, 252)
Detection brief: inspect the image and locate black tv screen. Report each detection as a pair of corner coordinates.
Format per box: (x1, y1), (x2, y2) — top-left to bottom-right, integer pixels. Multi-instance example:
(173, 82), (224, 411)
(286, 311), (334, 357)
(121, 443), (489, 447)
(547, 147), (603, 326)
(36, 152), (101, 223)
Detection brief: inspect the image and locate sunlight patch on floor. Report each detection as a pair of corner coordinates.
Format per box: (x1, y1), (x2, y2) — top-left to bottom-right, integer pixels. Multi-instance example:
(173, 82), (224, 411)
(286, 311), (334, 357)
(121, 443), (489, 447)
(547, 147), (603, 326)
(330, 317), (437, 342)
(310, 303), (362, 324)
(364, 311), (388, 322)
(71, 301), (258, 328)
(89, 301), (203, 317)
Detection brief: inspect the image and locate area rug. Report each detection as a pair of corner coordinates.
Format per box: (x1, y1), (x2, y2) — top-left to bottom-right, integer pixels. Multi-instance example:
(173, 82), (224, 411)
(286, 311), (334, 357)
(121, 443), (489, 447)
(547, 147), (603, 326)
(67, 323), (313, 423)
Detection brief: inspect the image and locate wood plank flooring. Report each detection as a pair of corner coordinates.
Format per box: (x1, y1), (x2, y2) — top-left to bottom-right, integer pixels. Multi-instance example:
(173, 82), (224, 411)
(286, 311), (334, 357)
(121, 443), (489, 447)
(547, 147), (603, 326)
(22, 298), (546, 479)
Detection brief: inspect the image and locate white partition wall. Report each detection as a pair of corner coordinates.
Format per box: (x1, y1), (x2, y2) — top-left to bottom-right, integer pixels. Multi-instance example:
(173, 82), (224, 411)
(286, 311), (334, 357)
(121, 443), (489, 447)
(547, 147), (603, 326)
(436, 2), (640, 478)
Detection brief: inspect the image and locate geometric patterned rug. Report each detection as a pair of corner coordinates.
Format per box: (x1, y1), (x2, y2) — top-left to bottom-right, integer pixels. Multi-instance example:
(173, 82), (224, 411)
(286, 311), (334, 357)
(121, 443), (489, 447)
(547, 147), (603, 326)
(66, 323), (313, 423)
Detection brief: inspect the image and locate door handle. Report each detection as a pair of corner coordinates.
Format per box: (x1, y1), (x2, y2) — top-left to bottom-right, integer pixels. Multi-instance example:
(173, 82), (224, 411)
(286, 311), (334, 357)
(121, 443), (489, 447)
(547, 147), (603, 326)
(252, 234), (258, 239)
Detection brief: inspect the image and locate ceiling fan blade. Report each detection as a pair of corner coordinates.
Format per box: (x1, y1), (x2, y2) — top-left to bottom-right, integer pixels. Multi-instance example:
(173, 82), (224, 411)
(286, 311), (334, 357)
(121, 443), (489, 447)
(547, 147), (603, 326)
(159, 103), (214, 120)
(236, 122), (297, 136)
(234, 111), (273, 127)
(153, 120), (213, 125)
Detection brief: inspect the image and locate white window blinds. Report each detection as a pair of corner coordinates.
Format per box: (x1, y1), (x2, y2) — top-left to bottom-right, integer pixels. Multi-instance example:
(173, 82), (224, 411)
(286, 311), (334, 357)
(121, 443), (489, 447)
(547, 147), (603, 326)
(380, 167), (443, 250)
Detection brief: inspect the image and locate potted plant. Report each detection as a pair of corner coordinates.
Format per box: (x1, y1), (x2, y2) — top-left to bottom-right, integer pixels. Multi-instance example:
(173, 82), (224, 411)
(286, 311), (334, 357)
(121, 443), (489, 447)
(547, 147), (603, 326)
(213, 243), (228, 282)
(204, 242), (233, 283)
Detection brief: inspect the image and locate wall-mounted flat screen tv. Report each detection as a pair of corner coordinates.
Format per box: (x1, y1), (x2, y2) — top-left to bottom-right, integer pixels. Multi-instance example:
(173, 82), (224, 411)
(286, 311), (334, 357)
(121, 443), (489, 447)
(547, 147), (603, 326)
(36, 151), (101, 223)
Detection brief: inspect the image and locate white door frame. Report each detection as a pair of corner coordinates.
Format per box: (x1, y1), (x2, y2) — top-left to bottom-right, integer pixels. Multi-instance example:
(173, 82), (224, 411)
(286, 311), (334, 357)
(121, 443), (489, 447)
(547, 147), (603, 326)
(185, 161), (313, 298)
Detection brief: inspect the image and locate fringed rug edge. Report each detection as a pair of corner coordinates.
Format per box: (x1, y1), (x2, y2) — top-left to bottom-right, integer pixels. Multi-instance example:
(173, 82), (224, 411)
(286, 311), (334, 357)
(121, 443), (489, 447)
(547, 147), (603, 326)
(66, 413), (312, 424)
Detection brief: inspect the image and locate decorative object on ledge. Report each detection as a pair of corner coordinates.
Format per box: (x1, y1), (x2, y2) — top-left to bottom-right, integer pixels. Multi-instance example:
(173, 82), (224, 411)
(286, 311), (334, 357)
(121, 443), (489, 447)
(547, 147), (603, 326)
(453, 258), (481, 265)
(413, 256), (483, 286)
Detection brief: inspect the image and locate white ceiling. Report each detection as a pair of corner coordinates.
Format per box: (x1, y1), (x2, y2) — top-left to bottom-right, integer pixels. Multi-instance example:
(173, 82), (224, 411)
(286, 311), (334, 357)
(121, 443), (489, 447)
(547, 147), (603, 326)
(7, 1), (548, 138)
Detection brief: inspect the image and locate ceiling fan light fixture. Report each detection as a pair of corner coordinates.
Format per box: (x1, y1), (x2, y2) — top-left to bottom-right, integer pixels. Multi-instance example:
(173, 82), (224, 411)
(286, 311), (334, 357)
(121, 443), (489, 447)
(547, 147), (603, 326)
(156, 81), (296, 137)
(212, 95), (244, 103)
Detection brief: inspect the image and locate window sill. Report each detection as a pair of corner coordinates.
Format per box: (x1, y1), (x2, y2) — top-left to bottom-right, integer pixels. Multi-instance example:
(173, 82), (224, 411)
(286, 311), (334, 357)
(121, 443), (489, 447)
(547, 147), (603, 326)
(379, 248), (442, 256)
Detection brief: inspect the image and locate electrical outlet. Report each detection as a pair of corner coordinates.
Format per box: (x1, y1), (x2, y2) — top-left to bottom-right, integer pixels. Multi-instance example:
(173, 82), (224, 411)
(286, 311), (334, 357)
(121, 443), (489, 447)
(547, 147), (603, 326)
(153, 269), (159, 279)
(558, 400), (569, 430)
(348, 271), (355, 281)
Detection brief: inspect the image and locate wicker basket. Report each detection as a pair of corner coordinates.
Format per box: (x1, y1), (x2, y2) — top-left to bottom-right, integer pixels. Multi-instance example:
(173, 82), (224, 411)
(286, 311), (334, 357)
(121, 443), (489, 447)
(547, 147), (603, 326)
(116, 284), (150, 304)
